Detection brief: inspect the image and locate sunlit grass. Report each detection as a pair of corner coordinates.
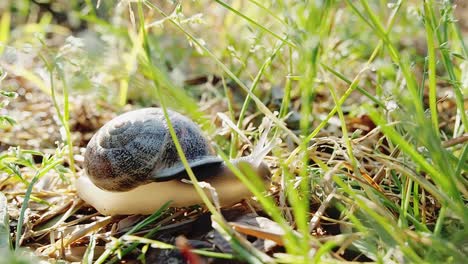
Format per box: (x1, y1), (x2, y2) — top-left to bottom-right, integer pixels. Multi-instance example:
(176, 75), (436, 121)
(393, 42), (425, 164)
(0, 0), (466, 263)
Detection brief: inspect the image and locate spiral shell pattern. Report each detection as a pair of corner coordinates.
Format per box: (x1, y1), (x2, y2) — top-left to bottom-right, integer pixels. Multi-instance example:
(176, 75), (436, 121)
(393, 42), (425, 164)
(84, 108), (217, 191)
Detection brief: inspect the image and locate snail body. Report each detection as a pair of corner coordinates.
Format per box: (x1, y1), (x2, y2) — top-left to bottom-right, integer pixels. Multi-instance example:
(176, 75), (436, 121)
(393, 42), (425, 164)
(76, 108), (269, 215)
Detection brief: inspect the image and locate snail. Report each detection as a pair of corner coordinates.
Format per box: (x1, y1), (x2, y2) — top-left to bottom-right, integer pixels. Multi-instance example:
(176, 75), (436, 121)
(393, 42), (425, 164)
(75, 108), (271, 215)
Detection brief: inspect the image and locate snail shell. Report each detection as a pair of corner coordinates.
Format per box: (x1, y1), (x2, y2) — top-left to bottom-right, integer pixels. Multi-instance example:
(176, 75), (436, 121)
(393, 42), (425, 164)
(84, 108), (223, 192)
(77, 107), (270, 215)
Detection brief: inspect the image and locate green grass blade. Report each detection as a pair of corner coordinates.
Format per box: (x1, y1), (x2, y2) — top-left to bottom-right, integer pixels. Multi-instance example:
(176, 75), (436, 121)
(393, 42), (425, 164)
(0, 11), (11, 55)
(0, 192), (11, 251)
(215, 0), (296, 48)
(423, 1), (440, 137)
(94, 201), (171, 264)
(15, 158), (62, 249)
(15, 173), (39, 250)
(82, 234), (96, 264)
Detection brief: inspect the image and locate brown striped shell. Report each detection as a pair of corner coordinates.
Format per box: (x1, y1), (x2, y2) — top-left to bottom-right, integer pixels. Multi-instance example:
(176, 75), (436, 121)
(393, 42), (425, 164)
(84, 108), (223, 192)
